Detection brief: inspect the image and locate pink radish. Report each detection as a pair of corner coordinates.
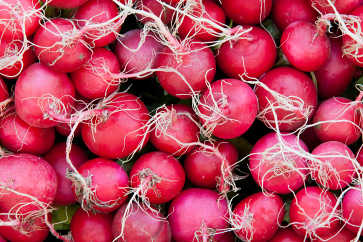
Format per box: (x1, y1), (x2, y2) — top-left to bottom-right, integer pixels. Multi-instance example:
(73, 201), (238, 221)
(232, 192), (284, 241)
(0, 78), (8, 102)
(0, 235), (5, 242)
(255, 67), (318, 132)
(249, 132), (309, 194)
(217, 26), (276, 80)
(310, 0), (362, 14)
(270, 228), (304, 242)
(342, 185), (363, 234)
(55, 123), (82, 137)
(280, 21), (331, 72)
(44, 142), (88, 205)
(313, 227), (355, 241)
(70, 208), (113, 242)
(198, 78), (258, 139)
(33, 18), (91, 73)
(47, 0), (89, 9)
(168, 188), (233, 241)
(14, 63), (76, 128)
(136, 0), (174, 24)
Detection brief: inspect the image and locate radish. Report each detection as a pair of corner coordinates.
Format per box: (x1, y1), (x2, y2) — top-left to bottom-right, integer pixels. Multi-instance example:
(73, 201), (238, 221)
(231, 192), (284, 241)
(280, 21), (331, 72)
(70, 208), (113, 242)
(47, 0), (89, 9)
(221, 0), (272, 25)
(310, 0), (362, 14)
(249, 132), (309, 194)
(300, 125), (321, 151)
(255, 67), (318, 132)
(136, 0), (174, 24)
(289, 186), (340, 238)
(71, 47), (120, 99)
(184, 140), (238, 189)
(272, 0), (317, 30)
(33, 18), (91, 73)
(309, 141), (356, 190)
(357, 149), (363, 166)
(0, 78), (9, 117)
(14, 63), (76, 128)
(75, 0), (122, 47)
(216, 26), (276, 80)
(71, 158), (129, 213)
(312, 97), (361, 145)
(0, 112), (55, 155)
(0, 235), (5, 242)
(129, 151), (185, 204)
(313, 227), (355, 241)
(342, 185), (363, 234)
(197, 78), (258, 139)
(270, 228), (304, 242)
(112, 203), (171, 241)
(315, 39), (356, 99)
(44, 142), (88, 205)
(81, 92), (150, 159)
(150, 104), (199, 156)
(168, 188), (233, 241)
(55, 123), (82, 137)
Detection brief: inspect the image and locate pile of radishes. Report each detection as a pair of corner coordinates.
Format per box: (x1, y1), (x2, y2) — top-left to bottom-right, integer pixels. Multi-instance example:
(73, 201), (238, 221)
(0, 0), (362, 241)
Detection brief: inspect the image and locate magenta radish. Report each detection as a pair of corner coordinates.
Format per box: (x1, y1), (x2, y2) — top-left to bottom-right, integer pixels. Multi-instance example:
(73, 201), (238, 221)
(221, 0), (272, 25)
(112, 203), (172, 242)
(310, 0), (362, 14)
(136, 0), (174, 24)
(70, 208), (113, 242)
(71, 47), (120, 99)
(0, 235), (5, 242)
(168, 188), (233, 241)
(14, 63), (76, 128)
(184, 140), (238, 189)
(150, 104), (199, 156)
(270, 228), (304, 242)
(0, 78), (8, 102)
(280, 21), (331, 72)
(75, 0), (121, 47)
(71, 158), (129, 213)
(155, 42), (216, 99)
(130, 151), (185, 204)
(217, 26), (276, 80)
(33, 18), (91, 73)
(81, 92), (150, 159)
(115, 29), (163, 80)
(249, 132), (309, 194)
(198, 78), (258, 139)
(290, 186), (340, 238)
(47, 0), (89, 9)
(357, 149), (363, 166)
(0, 112), (55, 155)
(313, 227), (355, 242)
(309, 141), (356, 190)
(342, 185), (363, 234)
(312, 97), (361, 145)
(255, 67), (318, 132)
(272, 0), (317, 30)
(232, 192), (284, 241)
(44, 142), (88, 205)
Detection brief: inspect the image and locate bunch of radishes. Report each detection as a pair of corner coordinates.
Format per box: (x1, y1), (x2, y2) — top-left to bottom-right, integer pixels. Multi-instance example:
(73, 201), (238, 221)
(0, 0), (362, 241)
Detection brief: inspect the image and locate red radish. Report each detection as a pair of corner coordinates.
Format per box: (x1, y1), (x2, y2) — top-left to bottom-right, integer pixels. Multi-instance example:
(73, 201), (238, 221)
(178, 0), (226, 42)
(0, 0), (40, 41)
(0, 235), (5, 242)
(312, 97), (360, 145)
(270, 228), (304, 242)
(155, 42), (216, 99)
(290, 187), (340, 238)
(0, 78), (8, 102)
(0, 112), (55, 155)
(55, 123), (82, 137)
(309, 141), (356, 190)
(168, 188), (233, 241)
(221, 0), (272, 25)
(33, 18), (91, 73)
(198, 78), (258, 139)
(342, 185), (363, 234)
(310, 0), (362, 14)
(232, 192), (284, 241)
(249, 132), (309, 194)
(357, 149), (363, 166)
(280, 21), (331, 72)
(47, 0), (89, 9)
(70, 208), (113, 242)
(71, 47), (120, 99)
(75, 0), (122, 47)
(112, 203), (172, 241)
(150, 104), (199, 156)
(255, 67), (318, 132)
(315, 39), (356, 99)
(14, 63), (76, 128)
(300, 125), (321, 151)
(217, 26), (276, 80)
(272, 0), (317, 30)
(130, 151), (185, 204)
(81, 92), (150, 159)
(184, 140), (238, 189)
(313, 227), (355, 241)
(44, 142), (88, 205)
(115, 29), (162, 80)
(72, 158), (129, 213)
(136, 0), (174, 24)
